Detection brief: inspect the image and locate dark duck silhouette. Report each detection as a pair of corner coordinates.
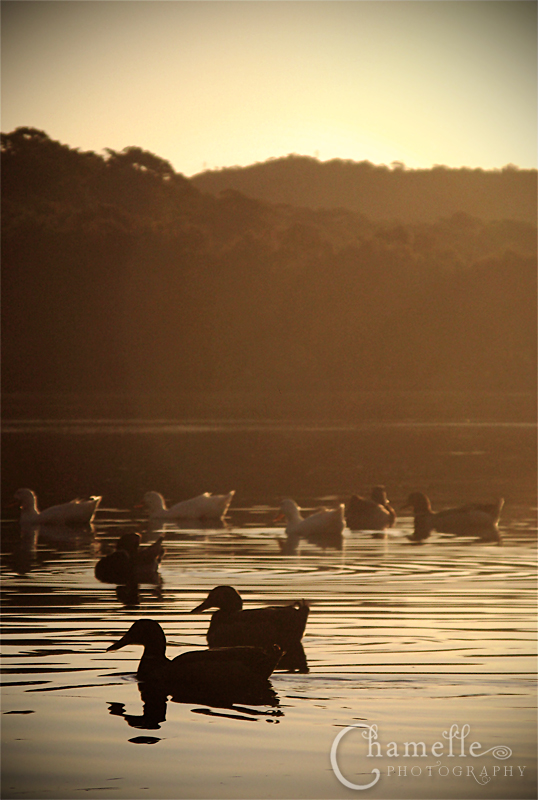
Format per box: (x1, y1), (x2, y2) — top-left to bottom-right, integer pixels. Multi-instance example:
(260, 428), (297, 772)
(403, 492), (504, 542)
(345, 486), (396, 531)
(95, 533), (165, 584)
(191, 585), (309, 673)
(106, 619), (282, 704)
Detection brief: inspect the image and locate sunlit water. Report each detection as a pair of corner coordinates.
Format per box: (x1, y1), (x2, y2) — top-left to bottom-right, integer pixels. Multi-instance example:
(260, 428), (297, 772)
(1, 416), (536, 799)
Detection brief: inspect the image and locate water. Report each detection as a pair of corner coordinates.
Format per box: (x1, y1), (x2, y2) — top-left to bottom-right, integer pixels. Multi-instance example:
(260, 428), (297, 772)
(1, 408), (536, 799)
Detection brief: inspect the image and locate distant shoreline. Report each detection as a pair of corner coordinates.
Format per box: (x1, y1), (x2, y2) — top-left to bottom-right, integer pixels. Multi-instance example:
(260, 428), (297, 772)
(2, 390), (536, 424)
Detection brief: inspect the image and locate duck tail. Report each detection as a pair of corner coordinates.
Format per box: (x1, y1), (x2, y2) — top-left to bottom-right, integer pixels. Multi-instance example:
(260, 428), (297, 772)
(293, 599), (310, 633)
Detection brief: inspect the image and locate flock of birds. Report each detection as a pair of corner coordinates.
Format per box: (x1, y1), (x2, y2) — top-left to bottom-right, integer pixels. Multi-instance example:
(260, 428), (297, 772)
(13, 484), (504, 541)
(10, 484), (505, 703)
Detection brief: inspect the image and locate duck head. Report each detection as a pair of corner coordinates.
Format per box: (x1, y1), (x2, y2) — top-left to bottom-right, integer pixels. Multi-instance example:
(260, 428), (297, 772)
(142, 492), (167, 513)
(14, 488), (38, 512)
(371, 486), (389, 505)
(277, 498), (303, 523)
(115, 532), (141, 555)
(190, 585), (243, 613)
(107, 619), (166, 655)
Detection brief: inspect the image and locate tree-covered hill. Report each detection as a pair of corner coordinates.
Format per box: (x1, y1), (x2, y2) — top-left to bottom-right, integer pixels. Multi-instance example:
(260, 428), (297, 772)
(2, 128), (536, 399)
(191, 155), (537, 224)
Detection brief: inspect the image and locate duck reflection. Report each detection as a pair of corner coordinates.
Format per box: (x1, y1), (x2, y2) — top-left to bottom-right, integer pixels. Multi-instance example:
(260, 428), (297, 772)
(8, 522), (95, 575)
(95, 532), (165, 583)
(107, 678), (281, 732)
(114, 582), (140, 607)
(145, 517), (230, 536)
(95, 532), (165, 607)
(276, 528), (346, 555)
(10, 524), (39, 575)
(107, 682), (167, 730)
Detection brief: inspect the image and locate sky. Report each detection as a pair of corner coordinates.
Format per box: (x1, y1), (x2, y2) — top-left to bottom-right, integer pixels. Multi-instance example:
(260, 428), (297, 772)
(1, 1), (536, 177)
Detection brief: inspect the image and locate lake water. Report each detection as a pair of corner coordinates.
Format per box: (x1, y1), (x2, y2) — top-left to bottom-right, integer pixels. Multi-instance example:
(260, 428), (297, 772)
(1, 403), (536, 800)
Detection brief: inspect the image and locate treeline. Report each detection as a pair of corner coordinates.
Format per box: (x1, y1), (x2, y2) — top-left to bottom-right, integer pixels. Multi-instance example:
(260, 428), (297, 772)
(2, 128), (536, 397)
(192, 154), (537, 224)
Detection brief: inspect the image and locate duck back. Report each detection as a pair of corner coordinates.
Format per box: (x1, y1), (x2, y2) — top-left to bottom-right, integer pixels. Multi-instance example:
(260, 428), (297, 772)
(206, 602), (309, 672)
(346, 487), (396, 530)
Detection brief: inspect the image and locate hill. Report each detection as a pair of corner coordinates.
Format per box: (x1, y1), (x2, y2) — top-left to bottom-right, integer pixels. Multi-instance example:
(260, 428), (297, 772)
(191, 155), (537, 224)
(2, 128), (536, 406)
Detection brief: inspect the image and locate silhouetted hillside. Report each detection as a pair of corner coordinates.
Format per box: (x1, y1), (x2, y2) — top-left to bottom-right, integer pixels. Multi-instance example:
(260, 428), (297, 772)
(191, 155), (537, 224)
(2, 129), (536, 404)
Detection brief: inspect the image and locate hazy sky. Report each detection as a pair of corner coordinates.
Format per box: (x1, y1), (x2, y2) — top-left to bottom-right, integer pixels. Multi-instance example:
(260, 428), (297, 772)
(2, 1), (536, 176)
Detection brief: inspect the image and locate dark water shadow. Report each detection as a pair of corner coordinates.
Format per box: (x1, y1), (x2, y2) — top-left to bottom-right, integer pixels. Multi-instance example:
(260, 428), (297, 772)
(107, 678), (281, 733)
(145, 518), (231, 535)
(274, 642), (309, 673)
(2, 521), (96, 575)
(93, 530), (165, 606)
(276, 528), (346, 555)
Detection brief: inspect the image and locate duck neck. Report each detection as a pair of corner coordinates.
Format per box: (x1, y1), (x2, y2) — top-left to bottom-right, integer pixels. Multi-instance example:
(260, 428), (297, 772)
(222, 596), (243, 613)
(413, 514), (432, 539)
(137, 634), (168, 680)
(413, 494), (432, 514)
(20, 493), (39, 514)
(137, 652), (169, 680)
(286, 505), (303, 524)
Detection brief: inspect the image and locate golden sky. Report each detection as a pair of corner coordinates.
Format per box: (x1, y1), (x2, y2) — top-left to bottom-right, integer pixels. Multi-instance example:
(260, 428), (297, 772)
(2, 1), (536, 176)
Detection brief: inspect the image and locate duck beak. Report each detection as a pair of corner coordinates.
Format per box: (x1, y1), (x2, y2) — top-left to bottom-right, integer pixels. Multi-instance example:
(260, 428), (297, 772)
(190, 598), (213, 613)
(107, 631), (133, 651)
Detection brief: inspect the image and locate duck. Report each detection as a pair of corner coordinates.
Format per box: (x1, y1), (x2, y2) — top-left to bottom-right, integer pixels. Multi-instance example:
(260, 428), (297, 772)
(345, 485), (396, 530)
(277, 498), (345, 540)
(402, 492), (504, 541)
(13, 488), (101, 525)
(95, 532), (165, 584)
(141, 490), (235, 520)
(191, 585), (309, 672)
(106, 619), (282, 699)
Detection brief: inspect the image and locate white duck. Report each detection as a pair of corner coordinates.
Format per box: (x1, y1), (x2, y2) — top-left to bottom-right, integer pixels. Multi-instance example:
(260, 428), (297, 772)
(14, 488), (101, 525)
(277, 498), (345, 539)
(142, 490), (235, 520)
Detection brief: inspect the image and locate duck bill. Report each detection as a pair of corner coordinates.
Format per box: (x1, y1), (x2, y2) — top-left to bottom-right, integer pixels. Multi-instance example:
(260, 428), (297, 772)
(190, 598), (212, 613)
(107, 632), (133, 651)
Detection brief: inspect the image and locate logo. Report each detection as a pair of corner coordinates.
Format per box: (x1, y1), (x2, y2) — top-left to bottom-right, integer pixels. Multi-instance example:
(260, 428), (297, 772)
(330, 723), (523, 790)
